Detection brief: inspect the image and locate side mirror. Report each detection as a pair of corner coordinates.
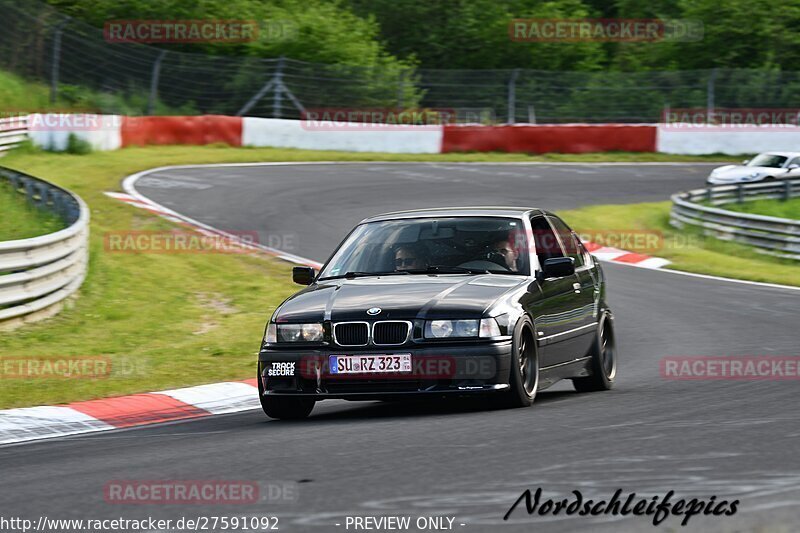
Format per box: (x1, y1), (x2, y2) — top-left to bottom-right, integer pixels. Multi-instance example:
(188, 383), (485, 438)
(539, 257), (575, 279)
(292, 266), (316, 285)
(787, 164), (799, 170)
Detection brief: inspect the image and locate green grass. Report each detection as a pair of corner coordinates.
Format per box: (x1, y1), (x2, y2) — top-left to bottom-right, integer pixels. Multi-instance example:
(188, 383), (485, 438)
(720, 197), (800, 219)
(557, 202), (800, 286)
(0, 145), (761, 409)
(0, 69), (196, 115)
(0, 71), (62, 111)
(0, 181), (66, 240)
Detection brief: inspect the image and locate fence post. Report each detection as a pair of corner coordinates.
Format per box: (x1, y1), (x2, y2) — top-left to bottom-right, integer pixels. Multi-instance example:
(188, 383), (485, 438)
(527, 105), (536, 124)
(50, 18), (69, 105)
(273, 56), (285, 119)
(397, 70), (406, 109)
(146, 50), (167, 116)
(507, 69), (520, 124)
(706, 68), (718, 123)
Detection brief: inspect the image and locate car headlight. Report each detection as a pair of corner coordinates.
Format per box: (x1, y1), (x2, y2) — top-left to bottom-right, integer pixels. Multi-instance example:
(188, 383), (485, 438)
(425, 318), (501, 339)
(265, 323), (324, 343)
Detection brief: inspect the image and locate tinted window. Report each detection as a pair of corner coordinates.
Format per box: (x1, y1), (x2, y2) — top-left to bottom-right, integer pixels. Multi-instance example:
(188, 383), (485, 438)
(547, 216), (583, 267)
(747, 154), (788, 168)
(530, 216), (564, 266)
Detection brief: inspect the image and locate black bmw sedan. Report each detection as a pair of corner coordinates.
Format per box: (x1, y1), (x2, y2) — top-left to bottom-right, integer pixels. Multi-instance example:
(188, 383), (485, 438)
(258, 207), (616, 419)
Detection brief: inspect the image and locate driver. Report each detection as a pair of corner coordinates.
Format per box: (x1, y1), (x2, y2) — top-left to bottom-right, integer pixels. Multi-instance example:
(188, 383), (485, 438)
(394, 244), (427, 271)
(489, 239), (519, 271)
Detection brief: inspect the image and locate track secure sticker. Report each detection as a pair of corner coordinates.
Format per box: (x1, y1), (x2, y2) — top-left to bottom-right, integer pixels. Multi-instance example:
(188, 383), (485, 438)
(267, 362), (295, 377)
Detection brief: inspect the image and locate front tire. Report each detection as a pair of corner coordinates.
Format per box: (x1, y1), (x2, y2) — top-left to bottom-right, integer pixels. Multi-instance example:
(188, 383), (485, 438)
(501, 318), (539, 408)
(258, 371), (315, 419)
(573, 313), (616, 392)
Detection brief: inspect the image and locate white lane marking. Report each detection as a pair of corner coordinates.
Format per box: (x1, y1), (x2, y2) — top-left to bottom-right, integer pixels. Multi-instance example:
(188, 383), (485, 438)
(137, 176), (212, 190)
(121, 165), (322, 268)
(605, 260), (800, 291)
(122, 162), (800, 292)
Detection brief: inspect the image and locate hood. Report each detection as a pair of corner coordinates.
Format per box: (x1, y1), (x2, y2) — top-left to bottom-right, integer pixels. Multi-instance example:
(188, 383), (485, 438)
(709, 165), (773, 182)
(274, 274), (526, 323)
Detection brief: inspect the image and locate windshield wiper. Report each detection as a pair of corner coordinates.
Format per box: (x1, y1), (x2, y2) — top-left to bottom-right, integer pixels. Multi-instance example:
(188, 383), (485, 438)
(318, 271), (409, 280)
(402, 265), (490, 275)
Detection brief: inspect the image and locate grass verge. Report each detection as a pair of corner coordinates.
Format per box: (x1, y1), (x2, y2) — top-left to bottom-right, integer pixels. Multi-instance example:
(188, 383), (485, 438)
(0, 181), (66, 240)
(0, 145), (758, 409)
(720, 197), (800, 219)
(557, 202), (800, 287)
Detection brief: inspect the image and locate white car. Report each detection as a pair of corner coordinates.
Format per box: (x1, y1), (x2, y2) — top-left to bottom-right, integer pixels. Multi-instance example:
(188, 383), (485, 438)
(707, 152), (800, 185)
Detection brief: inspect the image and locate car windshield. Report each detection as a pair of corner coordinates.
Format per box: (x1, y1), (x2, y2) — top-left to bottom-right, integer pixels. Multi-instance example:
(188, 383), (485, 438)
(319, 216), (530, 278)
(747, 154), (787, 168)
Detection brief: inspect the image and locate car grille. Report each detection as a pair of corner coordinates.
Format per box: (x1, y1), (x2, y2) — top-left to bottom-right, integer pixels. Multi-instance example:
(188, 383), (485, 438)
(333, 322), (369, 346)
(373, 321), (410, 345)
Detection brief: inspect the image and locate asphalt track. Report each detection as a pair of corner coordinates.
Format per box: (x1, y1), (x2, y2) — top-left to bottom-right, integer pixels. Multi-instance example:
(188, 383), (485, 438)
(2, 163), (799, 533)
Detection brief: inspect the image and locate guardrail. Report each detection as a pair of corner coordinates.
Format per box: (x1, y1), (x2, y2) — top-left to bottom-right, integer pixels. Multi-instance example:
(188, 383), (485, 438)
(670, 179), (800, 260)
(0, 166), (89, 328)
(0, 115), (29, 154)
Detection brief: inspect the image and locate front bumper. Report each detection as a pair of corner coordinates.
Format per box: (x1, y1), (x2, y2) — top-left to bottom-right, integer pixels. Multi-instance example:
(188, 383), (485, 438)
(258, 340), (512, 400)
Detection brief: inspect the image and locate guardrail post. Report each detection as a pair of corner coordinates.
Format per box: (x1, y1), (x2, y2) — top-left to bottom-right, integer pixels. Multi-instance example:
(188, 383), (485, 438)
(737, 184), (744, 203)
(783, 180), (791, 201)
(706, 187), (713, 203)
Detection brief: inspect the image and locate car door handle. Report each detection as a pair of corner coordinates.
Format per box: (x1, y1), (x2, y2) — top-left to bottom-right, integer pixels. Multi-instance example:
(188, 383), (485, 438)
(573, 282), (581, 293)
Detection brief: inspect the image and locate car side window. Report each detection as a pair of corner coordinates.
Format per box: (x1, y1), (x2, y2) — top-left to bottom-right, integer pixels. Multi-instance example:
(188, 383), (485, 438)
(577, 238), (593, 267)
(530, 215), (564, 266)
(547, 216), (583, 268)
(789, 157), (800, 167)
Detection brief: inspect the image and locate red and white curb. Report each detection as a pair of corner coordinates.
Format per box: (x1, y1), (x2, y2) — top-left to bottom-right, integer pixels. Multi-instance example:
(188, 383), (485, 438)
(582, 241), (671, 269)
(0, 380), (260, 445)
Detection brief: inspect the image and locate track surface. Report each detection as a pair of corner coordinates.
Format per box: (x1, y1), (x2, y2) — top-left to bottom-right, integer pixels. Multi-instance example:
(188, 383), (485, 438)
(2, 163), (799, 532)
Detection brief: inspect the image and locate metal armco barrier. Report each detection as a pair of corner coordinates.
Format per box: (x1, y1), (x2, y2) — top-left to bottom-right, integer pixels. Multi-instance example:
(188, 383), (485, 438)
(670, 179), (800, 260)
(0, 166), (89, 328)
(0, 115), (29, 154)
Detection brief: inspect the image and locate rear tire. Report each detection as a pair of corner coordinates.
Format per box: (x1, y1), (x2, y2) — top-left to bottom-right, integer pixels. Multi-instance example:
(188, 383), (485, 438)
(500, 318), (539, 408)
(258, 371), (315, 419)
(573, 313), (616, 392)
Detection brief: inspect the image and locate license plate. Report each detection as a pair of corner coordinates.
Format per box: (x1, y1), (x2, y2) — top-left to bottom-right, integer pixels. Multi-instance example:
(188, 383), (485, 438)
(329, 354), (412, 375)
